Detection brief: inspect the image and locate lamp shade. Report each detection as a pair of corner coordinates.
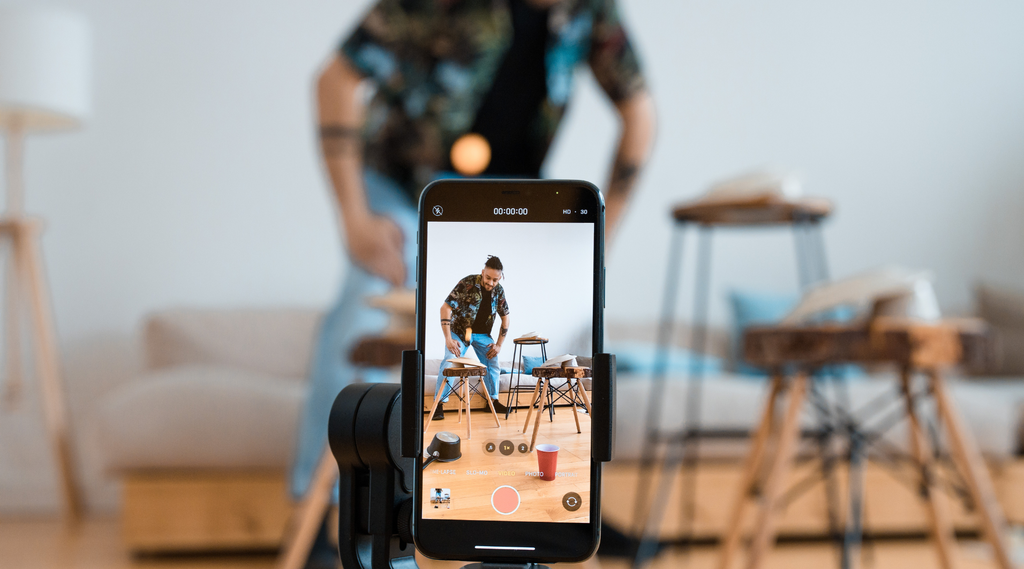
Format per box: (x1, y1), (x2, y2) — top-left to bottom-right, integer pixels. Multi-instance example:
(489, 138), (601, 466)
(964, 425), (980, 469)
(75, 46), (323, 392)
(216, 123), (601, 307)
(0, 7), (91, 131)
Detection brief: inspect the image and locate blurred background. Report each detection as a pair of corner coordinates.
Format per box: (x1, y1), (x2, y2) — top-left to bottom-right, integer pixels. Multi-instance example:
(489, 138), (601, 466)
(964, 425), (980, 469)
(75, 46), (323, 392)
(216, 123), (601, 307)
(3, 1), (1024, 568)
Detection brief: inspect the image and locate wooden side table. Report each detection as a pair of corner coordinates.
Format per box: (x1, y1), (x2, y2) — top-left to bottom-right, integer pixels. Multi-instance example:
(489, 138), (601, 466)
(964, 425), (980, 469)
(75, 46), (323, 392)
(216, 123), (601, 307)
(507, 337), (549, 418)
(523, 365), (592, 452)
(719, 318), (1012, 569)
(423, 366), (501, 441)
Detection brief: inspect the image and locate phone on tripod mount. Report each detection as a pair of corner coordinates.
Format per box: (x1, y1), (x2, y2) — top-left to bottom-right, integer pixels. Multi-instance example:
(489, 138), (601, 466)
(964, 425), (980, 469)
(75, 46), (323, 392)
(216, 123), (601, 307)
(408, 179), (612, 564)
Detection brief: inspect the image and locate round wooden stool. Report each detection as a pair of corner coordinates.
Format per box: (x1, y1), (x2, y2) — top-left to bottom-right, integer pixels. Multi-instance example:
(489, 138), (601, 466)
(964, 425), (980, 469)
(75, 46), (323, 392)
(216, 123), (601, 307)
(424, 366), (501, 441)
(523, 365), (592, 452)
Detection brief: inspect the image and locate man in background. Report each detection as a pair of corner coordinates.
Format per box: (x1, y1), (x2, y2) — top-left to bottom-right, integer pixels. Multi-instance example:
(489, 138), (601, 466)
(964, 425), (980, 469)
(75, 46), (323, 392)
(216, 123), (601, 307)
(293, 3), (656, 559)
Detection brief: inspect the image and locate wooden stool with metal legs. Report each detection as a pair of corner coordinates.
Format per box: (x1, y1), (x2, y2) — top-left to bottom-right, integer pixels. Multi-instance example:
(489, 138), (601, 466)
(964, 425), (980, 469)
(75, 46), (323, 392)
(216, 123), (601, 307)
(719, 317), (1012, 569)
(423, 365), (502, 441)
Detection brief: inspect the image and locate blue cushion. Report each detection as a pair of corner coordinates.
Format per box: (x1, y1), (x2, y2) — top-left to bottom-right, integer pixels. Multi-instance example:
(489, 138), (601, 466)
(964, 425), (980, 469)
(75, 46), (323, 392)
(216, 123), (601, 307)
(729, 291), (799, 376)
(729, 289), (861, 378)
(605, 341), (722, 376)
(522, 355), (546, 374)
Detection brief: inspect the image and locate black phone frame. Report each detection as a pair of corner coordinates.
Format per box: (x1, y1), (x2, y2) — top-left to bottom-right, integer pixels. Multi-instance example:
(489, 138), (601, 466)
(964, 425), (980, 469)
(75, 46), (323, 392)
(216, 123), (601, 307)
(407, 179), (610, 563)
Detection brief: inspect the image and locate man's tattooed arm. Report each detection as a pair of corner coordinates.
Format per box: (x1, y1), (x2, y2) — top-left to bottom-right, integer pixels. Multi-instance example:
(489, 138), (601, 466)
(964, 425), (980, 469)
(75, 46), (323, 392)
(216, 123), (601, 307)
(499, 326), (508, 339)
(319, 125), (361, 157)
(608, 159), (640, 199)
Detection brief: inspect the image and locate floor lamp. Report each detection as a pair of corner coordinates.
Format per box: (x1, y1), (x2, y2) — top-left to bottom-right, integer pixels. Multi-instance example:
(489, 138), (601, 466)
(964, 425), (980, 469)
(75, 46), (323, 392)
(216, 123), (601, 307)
(0, 7), (91, 523)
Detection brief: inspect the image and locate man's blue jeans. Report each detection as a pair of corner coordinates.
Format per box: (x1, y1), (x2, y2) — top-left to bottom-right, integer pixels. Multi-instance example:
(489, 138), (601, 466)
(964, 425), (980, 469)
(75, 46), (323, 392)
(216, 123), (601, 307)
(436, 334), (501, 402)
(289, 169), (417, 499)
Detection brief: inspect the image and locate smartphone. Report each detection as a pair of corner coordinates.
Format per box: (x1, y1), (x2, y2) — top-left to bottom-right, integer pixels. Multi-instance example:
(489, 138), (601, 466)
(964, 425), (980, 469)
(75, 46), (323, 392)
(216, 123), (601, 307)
(414, 179), (604, 563)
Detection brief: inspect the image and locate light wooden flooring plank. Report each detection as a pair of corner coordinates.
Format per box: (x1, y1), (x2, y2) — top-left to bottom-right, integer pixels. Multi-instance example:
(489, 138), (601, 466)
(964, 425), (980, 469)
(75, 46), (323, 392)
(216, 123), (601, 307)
(1, 517), (1012, 569)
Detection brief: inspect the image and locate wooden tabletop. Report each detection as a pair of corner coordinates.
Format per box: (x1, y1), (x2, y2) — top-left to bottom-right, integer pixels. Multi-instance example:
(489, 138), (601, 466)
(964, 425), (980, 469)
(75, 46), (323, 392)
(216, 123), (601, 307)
(442, 366), (487, 377)
(531, 365), (592, 379)
(743, 317), (988, 370)
(349, 334), (414, 368)
(513, 337), (548, 345)
(672, 196), (833, 226)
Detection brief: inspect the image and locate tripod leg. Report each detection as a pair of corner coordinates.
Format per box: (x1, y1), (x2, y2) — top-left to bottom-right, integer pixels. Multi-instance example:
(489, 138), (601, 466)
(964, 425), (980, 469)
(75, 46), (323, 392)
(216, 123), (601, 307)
(930, 369), (1013, 569)
(746, 373), (809, 569)
(718, 373), (785, 569)
(17, 226), (82, 523)
(901, 368), (957, 569)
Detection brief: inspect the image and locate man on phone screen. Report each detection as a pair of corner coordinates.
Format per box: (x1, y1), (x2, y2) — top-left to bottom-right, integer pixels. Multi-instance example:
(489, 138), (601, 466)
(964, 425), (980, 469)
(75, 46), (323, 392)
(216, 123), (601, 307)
(436, 256), (511, 420)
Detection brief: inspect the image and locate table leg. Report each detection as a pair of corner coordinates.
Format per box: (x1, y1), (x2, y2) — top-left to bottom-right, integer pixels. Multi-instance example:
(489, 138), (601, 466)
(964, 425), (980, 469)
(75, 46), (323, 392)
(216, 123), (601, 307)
(930, 369), (1013, 569)
(465, 379), (472, 440)
(478, 377), (501, 427)
(529, 379), (550, 452)
(577, 378), (593, 415)
(423, 381), (447, 438)
(570, 381), (582, 434)
(457, 379), (463, 424)
(718, 374), (784, 569)
(901, 368), (956, 569)
(277, 447), (337, 569)
(746, 373), (809, 569)
(523, 379), (543, 432)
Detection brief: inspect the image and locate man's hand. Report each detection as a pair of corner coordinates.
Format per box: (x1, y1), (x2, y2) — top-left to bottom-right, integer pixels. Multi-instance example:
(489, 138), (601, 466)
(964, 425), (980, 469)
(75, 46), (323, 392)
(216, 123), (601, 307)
(486, 343), (502, 360)
(345, 212), (406, 287)
(446, 337), (462, 357)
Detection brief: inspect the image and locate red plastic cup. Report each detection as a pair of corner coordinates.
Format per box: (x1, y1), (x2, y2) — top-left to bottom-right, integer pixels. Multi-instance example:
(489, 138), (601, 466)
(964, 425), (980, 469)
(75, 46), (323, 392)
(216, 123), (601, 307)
(536, 444), (559, 481)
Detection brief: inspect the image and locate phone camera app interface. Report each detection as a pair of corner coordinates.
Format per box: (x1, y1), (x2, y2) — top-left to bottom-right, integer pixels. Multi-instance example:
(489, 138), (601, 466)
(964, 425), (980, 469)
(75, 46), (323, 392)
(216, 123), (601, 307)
(422, 216), (594, 524)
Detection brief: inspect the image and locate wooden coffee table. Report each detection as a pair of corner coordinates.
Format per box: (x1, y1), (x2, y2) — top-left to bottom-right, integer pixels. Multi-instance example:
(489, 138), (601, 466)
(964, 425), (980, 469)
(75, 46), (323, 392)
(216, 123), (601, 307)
(523, 365), (592, 452)
(719, 317), (1011, 569)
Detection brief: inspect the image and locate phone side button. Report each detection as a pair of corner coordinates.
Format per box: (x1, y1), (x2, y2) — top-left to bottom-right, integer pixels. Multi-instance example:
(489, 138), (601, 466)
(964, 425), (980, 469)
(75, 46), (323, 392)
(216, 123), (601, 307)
(602, 266), (606, 308)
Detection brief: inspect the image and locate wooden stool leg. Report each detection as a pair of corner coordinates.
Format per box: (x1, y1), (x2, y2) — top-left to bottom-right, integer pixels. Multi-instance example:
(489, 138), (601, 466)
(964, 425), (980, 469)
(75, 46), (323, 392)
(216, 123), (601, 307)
(523, 379), (543, 432)
(3, 244), (23, 408)
(529, 379), (550, 452)
(901, 368), (957, 569)
(577, 378), (592, 415)
(930, 369), (1013, 569)
(457, 379), (463, 424)
(277, 447), (337, 569)
(746, 373), (809, 569)
(478, 378), (501, 427)
(423, 381), (448, 437)
(719, 374), (785, 569)
(465, 379), (472, 440)
(570, 380), (581, 434)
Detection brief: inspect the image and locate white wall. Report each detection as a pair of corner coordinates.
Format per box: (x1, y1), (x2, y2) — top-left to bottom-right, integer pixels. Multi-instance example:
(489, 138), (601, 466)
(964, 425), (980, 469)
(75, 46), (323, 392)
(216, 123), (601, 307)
(2, 0), (1024, 512)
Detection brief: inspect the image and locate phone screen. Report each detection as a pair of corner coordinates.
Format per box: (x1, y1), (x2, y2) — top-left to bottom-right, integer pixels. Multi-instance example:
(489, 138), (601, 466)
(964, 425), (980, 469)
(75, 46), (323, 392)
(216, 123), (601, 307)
(418, 181), (600, 531)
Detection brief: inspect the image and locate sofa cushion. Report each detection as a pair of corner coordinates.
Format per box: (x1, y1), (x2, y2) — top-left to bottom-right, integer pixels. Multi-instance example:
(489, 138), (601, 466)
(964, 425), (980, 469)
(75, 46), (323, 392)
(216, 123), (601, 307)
(144, 308), (320, 378)
(976, 283), (1024, 375)
(96, 365), (304, 470)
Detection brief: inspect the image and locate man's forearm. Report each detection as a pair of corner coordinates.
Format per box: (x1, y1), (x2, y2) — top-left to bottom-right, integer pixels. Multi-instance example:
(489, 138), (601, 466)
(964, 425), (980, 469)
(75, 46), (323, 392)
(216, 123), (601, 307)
(318, 55), (369, 226)
(497, 316), (510, 346)
(604, 90), (656, 235)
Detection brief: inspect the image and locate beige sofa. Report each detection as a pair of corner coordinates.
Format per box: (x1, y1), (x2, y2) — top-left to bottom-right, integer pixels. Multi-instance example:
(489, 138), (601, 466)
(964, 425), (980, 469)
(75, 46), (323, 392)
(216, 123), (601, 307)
(96, 308), (318, 553)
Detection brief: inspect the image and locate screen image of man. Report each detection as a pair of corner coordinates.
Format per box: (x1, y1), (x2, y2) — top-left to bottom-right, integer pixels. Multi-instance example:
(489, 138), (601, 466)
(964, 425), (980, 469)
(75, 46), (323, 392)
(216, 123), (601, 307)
(435, 256), (511, 420)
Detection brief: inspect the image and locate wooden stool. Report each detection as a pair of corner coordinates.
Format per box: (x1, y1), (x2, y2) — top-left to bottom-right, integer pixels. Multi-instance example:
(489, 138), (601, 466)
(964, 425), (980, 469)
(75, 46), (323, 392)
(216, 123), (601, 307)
(423, 366), (501, 441)
(523, 365), (592, 452)
(719, 317), (1012, 569)
(277, 333), (412, 569)
(507, 336), (549, 418)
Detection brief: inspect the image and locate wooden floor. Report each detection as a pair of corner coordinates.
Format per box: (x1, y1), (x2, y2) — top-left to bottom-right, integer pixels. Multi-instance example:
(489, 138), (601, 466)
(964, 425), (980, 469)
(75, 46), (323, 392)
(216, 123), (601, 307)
(0, 517), (1016, 569)
(423, 402), (591, 523)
